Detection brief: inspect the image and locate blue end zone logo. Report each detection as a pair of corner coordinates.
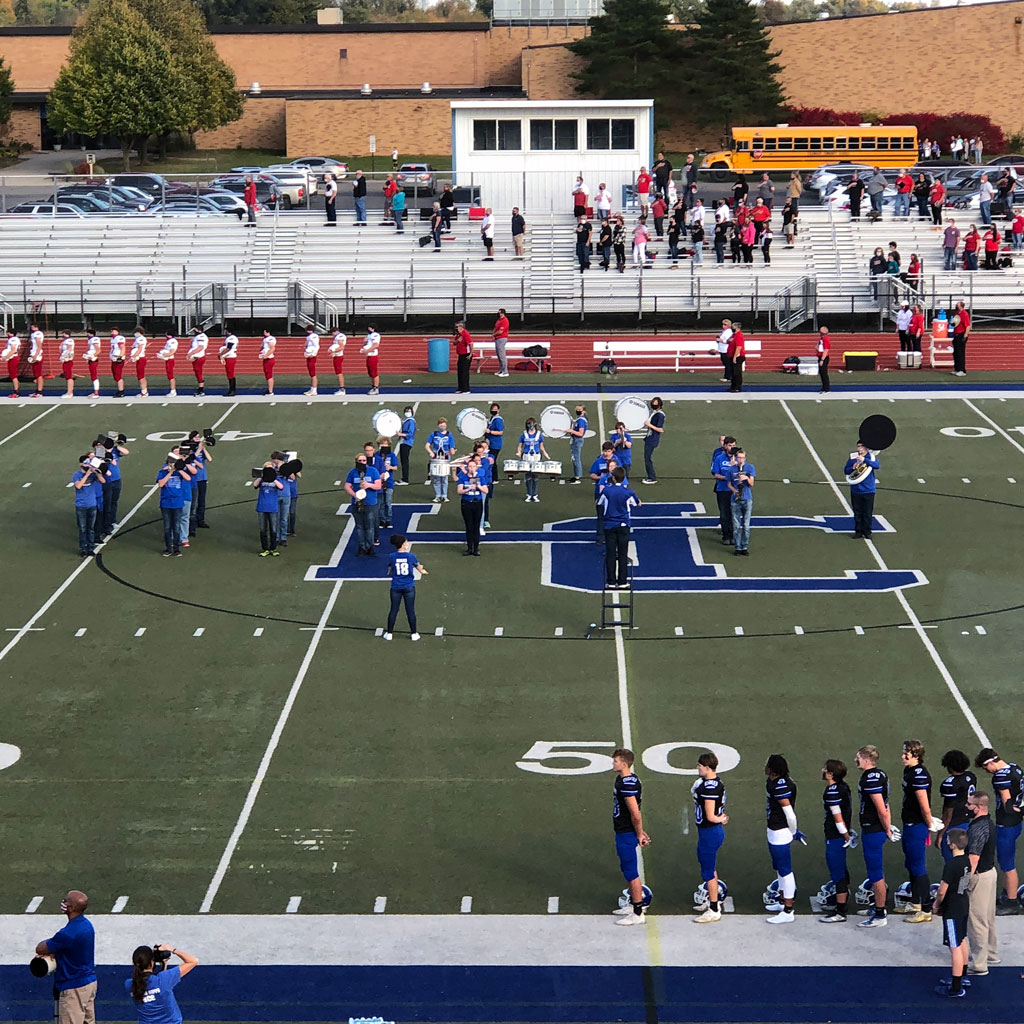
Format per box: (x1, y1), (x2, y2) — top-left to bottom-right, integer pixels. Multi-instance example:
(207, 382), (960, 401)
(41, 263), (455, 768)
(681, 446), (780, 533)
(306, 501), (926, 594)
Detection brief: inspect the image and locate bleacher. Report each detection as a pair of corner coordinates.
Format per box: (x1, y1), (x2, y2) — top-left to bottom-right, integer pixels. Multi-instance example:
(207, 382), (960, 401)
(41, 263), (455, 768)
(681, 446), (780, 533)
(0, 204), (1021, 330)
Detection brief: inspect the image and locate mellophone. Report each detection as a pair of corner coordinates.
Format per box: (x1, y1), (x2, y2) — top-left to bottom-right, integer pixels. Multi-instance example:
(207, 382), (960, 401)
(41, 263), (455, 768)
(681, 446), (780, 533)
(503, 458), (562, 476)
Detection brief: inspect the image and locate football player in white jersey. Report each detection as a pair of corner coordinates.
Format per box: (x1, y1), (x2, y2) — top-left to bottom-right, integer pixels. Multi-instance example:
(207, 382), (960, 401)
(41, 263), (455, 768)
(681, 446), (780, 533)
(187, 330), (208, 397)
(84, 330), (101, 397)
(157, 334), (178, 397)
(109, 327), (127, 398)
(1, 330), (21, 398)
(303, 329), (320, 396)
(218, 333), (238, 396)
(361, 325), (380, 395)
(58, 331), (75, 397)
(27, 324), (44, 397)
(130, 329), (148, 397)
(328, 330), (346, 395)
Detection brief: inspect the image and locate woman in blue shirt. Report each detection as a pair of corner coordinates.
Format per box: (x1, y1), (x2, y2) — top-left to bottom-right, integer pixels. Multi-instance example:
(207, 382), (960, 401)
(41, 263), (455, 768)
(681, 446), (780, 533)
(384, 534), (427, 641)
(516, 417), (550, 502)
(398, 406), (416, 484)
(126, 944), (198, 1024)
(610, 420), (633, 474)
(457, 455), (489, 556)
(73, 456), (100, 556)
(252, 462), (284, 556)
(425, 418), (456, 501)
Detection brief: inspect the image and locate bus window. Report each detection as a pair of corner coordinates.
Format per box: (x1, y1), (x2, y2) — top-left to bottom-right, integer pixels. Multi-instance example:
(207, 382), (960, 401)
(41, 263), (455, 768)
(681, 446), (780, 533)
(835, 137), (847, 150)
(810, 138), (822, 151)
(777, 137), (792, 150)
(736, 139), (750, 151)
(823, 137), (835, 149)
(847, 138), (859, 150)
(860, 137), (875, 149)
(902, 136), (915, 150)
(794, 137), (809, 150)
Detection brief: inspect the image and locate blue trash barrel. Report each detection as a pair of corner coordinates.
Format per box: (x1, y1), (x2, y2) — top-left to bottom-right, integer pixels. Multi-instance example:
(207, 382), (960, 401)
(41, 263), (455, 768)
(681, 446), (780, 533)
(427, 337), (450, 373)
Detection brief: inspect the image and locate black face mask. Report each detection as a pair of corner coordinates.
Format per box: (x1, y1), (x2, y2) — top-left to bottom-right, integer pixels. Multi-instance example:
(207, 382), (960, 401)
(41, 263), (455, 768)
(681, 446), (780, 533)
(356, 460), (366, 470)
(380, 446), (391, 454)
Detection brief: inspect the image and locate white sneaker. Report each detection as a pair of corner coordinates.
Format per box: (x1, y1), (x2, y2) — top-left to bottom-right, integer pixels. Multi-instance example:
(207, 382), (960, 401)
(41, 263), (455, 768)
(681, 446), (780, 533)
(615, 911), (646, 926)
(695, 908), (722, 924)
(524, 496), (532, 502)
(496, 371), (509, 377)
(304, 389), (317, 396)
(334, 389), (347, 395)
(368, 387), (379, 395)
(168, 390), (177, 397)
(410, 632), (421, 641)
(693, 900), (709, 913)
(611, 905), (634, 916)
(766, 909), (795, 924)
(382, 632), (393, 641)
(765, 901), (783, 913)
(858, 913), (887, 928)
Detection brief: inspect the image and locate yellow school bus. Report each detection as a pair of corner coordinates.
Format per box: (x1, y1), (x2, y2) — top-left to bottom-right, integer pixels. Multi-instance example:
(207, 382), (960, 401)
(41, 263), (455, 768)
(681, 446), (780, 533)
(701, 125), (919, 175)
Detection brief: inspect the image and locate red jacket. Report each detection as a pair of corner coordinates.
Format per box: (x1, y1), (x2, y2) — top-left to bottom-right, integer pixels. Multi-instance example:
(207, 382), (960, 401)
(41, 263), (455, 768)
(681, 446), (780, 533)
(953, 310), (970, 335)
(636, 172), (652, 194)
(454, 328), (473, 355)
(727, 329), (745, 359)
(895, 174), (913, 194)
(244, 181), (257, 206)
(383, 180), (397, 198)
(909, 313), (924, 336)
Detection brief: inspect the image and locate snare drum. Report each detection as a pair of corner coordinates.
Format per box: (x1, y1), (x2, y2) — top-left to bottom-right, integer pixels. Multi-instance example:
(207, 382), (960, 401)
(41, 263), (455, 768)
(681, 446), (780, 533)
(538, 460), (562, 475)
(456, 407), (488, 440)
(614, 396), (650, 433)
(372, 409), (402, 438)
(430, 458), (450, 478)
(503, 459), (526, 475)
(539, 404), (573, 438)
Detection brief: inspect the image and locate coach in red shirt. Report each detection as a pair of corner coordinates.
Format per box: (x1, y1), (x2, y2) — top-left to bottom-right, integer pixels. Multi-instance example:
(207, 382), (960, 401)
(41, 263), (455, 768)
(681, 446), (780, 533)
(951, 301), (971, 376)
(817, 325), (831, 394)
(454, 321), (473, 394)
(492, 308), (509, 378)
(728, 322), (746, 393)
(908, 304), (924, 355)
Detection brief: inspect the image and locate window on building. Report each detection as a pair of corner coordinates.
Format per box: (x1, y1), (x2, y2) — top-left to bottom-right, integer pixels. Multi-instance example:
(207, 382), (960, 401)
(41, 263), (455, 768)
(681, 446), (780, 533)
(530, 118), (578, 150)
(610, 119), (634, 149)
(584, 118), (635, 150)
(473, 119), (522, 151)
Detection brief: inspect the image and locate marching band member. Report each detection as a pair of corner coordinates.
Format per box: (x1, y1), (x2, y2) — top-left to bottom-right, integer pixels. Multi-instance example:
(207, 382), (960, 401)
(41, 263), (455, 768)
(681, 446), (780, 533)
(361, 324), (380, 396)
(259, 329), (276, 396)
(398, 405), (415, 484)
(516, 417), (550, 503)
(109, 327), (127, 398)
(374, 435), (397, 530)
(84, 329), (101, 397)
(590, 440), (618, 543)
(59, 331), (75, 398)
(218, 332), (238, 396)
(187, 330), (209, 397)
(483, 402), (503, 525)
(27, 323), (44, 397)
(304, 329), (320, 397)
(844, 440), (879, 539)
(157, 333), (178, 397)
(2, 329), (21, 398)
(456, 454), (488, 556)
(609, 420), (633, 479)
(425, 417), (456, 503)
(130, 329), (148, 397)
(328, 330), (346, 395)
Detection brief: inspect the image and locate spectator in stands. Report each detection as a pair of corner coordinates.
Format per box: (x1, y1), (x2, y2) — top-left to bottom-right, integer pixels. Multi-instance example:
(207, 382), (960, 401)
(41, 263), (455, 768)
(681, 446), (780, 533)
(867, 167), (887, 216)
(713, 217), (728, 263)
(983, 226), (1001, 270)
(727, 322), (745, 393)
(352, 170), (367, 225)
(758, 173), (774, 209)
(963, 224), (980, 270)
(906, 253), (921, 290)
(717, 320), (733, 382)
(652, 153), (672, 198)
(760, 225), (772, 265)
(913, 173), (932, 219)
(651, 193), (667, 239)
(894, 169), (913, 219)
(944, 219), (962, 269)
(481, 207), (494, 259)
(782, 199), (797, 247)
(682, 153), (698, 189)
(731, 174), (748, 210)
(1012, 209), (1024, 250)
(692, 218), (705, 265)
(594, 183), (613, 223)
(438, 183), (454, 230)
(909, 304), (925, 354)
(511, 207), (526, 259)
(787, 171), (802, 212)
(572, 174), (589, 220)
(668, 216), (681, 268)
(323, 173), (337, 226)
(632, 217), (651, 268)
(613, 215), (627, 273)
(869, 247), (887, 299)
(243, 175), (257, 226)
(996, 170), (1015, 221)
(635, 166), (652, 216)
(690, 198), (705, 231)
(575, 215), (592, 272)
(978, 173), (994, 226)
(599, 217), (613, 270)
(896, 301), (912, 352)
(740, 219), (755, 265)
(751, 197), (770, 242)
(429, 202), (443, 251)
(391, 187), (406, 234)
(684, 181), (700, 214)
(729, 225), (742, 265)
(930, 178), (946, 227)
(383, 174), (397, 222)
(845, 173), (866, 219)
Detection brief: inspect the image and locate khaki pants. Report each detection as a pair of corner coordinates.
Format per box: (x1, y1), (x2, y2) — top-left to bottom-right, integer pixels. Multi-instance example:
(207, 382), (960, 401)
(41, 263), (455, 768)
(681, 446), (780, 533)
(57, 981), (96, 1024)
(967, 868), (997, 968)
(513, 233), (525, 257)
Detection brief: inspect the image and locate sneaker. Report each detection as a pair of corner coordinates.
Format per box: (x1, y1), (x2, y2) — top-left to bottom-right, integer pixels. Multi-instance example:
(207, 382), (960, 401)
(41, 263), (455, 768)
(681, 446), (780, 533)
(819, 913), (848, 923)
(259, 550), (269, 557)
(433, 496), (443, 503)
(270, 550), (280, 557)
(7, 392), (18, 398)
(996, 904), (1020, 916)
(904, 910), (933, 923)
(334, 389), (347, 395)
(368, 387), (380, 395)
(614, 911), (646, 926)
(181, 541), (190, 549)
(937, 977), (971, 989)
(383, 632), (393, 641)
(612, 905), (634, 917)
(524, 496), (532, 503)
(31, 391), (42, 398)
(965, 965), (988, 976)
(694, 908), (721, 924)
(304, 389), (318, 397)
(935, 985), (966, 998)
(173, 551), (183, 557)
(496, 371), (509, 377)
(987, 956), (1002, 964)
(482, 521), (490, 528)
(396, 480), (409, 486)
(532, 495), (540, 502)
(168, 390), (177, 397)
(858, 912), (887, 927)
(442, 496), (450, 502)
(766, 909), (795, 924)
(410, 632), (420, 641)
(641, 478), (657, 484)
(162, 550), (172, 557)
(140, 390), (149, 397)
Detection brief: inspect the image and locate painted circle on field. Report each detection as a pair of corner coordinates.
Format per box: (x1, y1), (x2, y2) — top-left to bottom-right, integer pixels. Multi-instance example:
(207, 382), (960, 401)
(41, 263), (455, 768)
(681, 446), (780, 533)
(641, 742), (740, 776)
(0, 742), (21, 770)
(940, 427), (996, 438)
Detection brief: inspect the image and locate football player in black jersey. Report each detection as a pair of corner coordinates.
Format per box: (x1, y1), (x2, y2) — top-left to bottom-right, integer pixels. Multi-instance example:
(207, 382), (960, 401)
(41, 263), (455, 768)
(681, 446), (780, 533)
(764, 753), (803, 924)
(855, 745), (893, 927)
(610, 748), (651, 926)
(936, 750), (977, 862)
(899, 739), (935, 923)
(693, 751), (729, 924)
(820, 758), (854, 923)
(975, 747), (1024, 915)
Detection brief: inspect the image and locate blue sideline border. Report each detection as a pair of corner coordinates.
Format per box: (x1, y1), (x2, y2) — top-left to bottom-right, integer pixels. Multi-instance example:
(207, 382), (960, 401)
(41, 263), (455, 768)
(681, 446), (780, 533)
(1, 965), (1020, 1022)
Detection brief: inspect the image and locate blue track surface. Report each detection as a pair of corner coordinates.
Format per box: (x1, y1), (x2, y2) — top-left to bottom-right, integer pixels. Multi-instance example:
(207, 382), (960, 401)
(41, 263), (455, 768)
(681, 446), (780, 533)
(2, 964), (1020, 1022)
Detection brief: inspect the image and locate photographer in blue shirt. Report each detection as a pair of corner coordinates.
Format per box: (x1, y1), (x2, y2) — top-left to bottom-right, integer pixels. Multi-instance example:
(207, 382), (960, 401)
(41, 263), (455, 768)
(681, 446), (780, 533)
(126, 944), (199, 1024)
(100, 433), (129, 537)
(253, 462), (284, 556)
(73, 456), (101, 556)
(35, 890), (96, 1024)
(345, 450), (382, 556)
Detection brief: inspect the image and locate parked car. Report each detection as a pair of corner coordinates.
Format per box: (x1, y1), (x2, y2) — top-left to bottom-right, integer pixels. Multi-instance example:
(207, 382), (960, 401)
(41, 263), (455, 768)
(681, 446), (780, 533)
(152, 193), (252, 219)
(948, 185), (1024, 217)
(283, 156), (348, 181)
(809, 163), (874, 195)
(50, 188), (145, 212)
(8, 202), (85, 217)
(105, 173), (174, 197)
(395, 162), (436, 196)
(211, 175), (281, 209)
(255, 170), (305, 208)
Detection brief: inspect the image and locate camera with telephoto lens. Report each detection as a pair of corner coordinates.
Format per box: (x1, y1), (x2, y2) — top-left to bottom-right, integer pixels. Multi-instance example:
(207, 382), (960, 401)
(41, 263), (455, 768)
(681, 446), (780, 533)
(202, 428), (217, 448)
(150, 945), (173, 973)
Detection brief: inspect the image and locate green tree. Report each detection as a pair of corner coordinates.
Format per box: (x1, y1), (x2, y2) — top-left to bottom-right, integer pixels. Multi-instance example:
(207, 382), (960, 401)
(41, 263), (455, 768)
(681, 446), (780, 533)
(474, 0), (492, 16)
(568, 0), (687, 123)
(198, 0), (320, 25)
(686, 0), (786, 130)
(0, 57), (13, 131)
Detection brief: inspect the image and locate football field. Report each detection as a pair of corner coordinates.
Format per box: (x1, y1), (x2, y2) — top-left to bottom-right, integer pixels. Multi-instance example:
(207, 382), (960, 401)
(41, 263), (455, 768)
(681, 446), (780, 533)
(0, 383), (1022, 1021)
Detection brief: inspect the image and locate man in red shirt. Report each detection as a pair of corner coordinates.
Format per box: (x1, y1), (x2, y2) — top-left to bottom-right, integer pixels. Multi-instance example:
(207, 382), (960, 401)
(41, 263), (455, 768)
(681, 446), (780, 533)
(894, 169), (913, 219)
(453, 320), (473, 394)
(817, 325), (831, 394)
(951, 301), (971, 376)
(243, 175), (257, 226)
(492, 308), (509, 377)
(751, 198), (771, 242)
(727, 322), (746, 393)
(383, 175), (397, 223)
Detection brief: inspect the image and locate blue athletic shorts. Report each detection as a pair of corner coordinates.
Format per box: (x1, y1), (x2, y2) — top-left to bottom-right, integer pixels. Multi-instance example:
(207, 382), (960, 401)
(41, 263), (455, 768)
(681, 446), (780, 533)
(862, 829), (887, 883)
(997, 822), (1022, 873)
(697, 824), (725, 881)
(825, 836), (849, 884)
(768, 840), (793, 877)
(615, 831), (639, 882)
(901, 822), (929, 877)
(942, 914), (968, 948)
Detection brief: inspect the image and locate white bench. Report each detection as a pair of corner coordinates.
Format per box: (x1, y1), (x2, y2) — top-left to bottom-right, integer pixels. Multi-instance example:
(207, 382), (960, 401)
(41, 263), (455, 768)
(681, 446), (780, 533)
(593, 338), (763, 372)
(473, 340), (546, 373)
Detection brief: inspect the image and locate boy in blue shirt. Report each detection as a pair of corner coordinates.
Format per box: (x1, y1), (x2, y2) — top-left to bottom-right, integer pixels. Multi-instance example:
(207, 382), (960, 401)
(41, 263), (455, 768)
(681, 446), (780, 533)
(384, 533), (427, 641)
(425, 418), (456, 501)
(156, 454), (190, 556)
(597, 466), (640, 589)
(252, 463), (284, 556)
(568, 404), (587, 483)
(589, 441), (617, 543)
(724, 447), (755, 555)
(73, 456), (100, 556)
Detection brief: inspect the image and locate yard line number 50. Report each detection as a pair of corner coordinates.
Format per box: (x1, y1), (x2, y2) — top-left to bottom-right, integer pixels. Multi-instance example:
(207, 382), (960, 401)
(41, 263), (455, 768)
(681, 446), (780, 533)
(516, 741), (740, 776)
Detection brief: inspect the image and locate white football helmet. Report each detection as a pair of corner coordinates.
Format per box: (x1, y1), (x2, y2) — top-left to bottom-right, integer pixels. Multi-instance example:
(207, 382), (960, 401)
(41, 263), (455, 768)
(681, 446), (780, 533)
(618, 884), (653, 910)
(893, 881), (916, 911)
(1018, 883), (1024, 910)
(763, 878), (784, 911)
(931, 883), (941, 902)
(815, 880), (837, 908)
(854, 879), (874, 905)
(693, 879), (728, 912)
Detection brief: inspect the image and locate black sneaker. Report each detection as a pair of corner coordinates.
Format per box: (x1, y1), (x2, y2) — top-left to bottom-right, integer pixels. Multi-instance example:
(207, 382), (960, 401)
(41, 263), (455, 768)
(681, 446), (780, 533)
(162, 550), (172, 557)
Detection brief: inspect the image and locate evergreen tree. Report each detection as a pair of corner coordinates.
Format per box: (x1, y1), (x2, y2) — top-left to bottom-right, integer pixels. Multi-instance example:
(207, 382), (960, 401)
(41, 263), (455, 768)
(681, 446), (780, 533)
(569, 0), (686, 120)
(0, 58), (12, 130)
(687, 0), (786, 130)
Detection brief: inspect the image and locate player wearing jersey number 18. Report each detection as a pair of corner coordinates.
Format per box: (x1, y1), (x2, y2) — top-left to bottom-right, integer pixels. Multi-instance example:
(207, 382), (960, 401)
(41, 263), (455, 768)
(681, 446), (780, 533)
(693, 751), (729, 923)
(610, 748), (651, 926)
(383, 534), (426, 641)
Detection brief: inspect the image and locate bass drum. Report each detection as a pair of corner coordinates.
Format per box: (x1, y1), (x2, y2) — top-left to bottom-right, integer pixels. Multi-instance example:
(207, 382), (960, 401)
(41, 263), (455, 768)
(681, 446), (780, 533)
(456, 407), (488, 440)
(539, 404), (573, 438)
(614, 396), (650, 433)
(372, 409), (402, 438)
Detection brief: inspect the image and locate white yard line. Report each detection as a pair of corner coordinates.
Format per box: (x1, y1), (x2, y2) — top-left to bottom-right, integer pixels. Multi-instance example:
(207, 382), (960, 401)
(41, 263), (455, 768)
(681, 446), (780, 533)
(963, 397), (1024, 457)
(780, 400), (990, 746)
(0, 403), (57, 447)
(199, 579), (345, 913)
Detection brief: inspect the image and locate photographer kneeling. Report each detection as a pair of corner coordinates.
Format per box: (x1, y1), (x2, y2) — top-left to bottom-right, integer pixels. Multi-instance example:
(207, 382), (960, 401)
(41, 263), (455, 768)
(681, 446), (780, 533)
(126, 944), (198, 1024)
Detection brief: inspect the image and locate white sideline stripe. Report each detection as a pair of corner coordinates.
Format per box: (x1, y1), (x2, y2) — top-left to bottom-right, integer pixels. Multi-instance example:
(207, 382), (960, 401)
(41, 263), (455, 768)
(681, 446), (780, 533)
(976, 625), (987, 635)
(111, 897), (128, 914)
(0, 403), (56, 447)
(780, 400), (990, 747)
(253, 628), (264, 637)
(24, 897), (42, 913)
(193, 627), (205, 637)
(460, 896), (472, 914)
(374, 896), (387, 914)
(547, 897), (559, 914)
(963, 398), (1024, 457)
(286, 897), (301, 914)
(199, 579), (344, 914)
(75, 628), (87, 637)
(134, 628), (146, 638)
